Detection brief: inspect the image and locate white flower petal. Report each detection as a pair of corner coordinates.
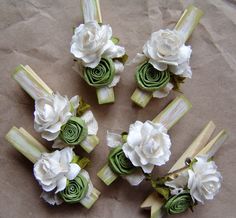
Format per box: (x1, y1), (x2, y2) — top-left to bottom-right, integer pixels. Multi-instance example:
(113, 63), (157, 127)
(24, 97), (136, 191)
(108, 75), (121, 88)
(123, 169), (145, 186)
(127, 53), (147, 66)
(106, 131), (123, 148)
(70, 95), (80, 112)
(40, 191), (63, 205)
(55, 177), (67, 193)
(153, 83), (173, 98)
(80, 110), (98, 135)
(66, 163), (81, 180)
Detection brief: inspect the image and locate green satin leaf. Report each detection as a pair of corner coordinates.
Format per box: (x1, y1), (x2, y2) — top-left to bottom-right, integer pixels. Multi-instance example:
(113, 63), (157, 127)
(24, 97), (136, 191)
(108, 145), (135, 175)
(151, 178), (170, 200)
(164, 191), (193, 215)
(60, 116), (88, 145)
(77, 157), (90, 169)
(77, 98), (91, 116)
(121, 132), (128, 143)
(136, 61), (170, 92)
(170, 74), (186, 92)
(114, 53), (128, 64)
(84, 57), (115, 88)
(156, 187), (170, 200)
(60, 174), (89, 203)
(111, 36), (120, 45)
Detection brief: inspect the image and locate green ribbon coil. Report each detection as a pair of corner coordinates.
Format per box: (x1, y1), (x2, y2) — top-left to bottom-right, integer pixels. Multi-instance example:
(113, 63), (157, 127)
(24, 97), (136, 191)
(135, 61), (170, 91)
(108, 145), (135, 175)
(84, 57), (115, 87)
(60, 116), (88, 145)
(164, 191), (193, 215)
(59, 174), (89, 203)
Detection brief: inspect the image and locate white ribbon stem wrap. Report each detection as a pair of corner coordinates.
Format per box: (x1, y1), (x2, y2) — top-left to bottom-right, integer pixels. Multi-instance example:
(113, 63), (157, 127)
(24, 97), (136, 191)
(81, 0), (102, 23)
(152, 95), (192, 130)
(174, 5), (203, 43)
(13, 65), (53, 100)
(96, 86), (115, 104)
(5, 127), (48, 163)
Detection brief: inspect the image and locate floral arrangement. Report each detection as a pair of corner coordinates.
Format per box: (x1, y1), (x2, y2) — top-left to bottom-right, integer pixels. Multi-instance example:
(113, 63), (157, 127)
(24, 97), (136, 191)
(141, 121), (228, 217)
(13, 65), (99, 153)
(130, 5), (203, 108)
(6, 127), (100, 207)
(71, 0), (128, 104)
(97, 96), (192, 185)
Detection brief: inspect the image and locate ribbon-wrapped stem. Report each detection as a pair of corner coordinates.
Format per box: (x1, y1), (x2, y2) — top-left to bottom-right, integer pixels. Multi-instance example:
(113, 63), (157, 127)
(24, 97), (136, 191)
(131, 88), (153, 108)
(97, 96), (191, 185)
(13, 65), (53, 100)
(81, 0), (102, 24)
(96, 86), (115, 104)
(141, 121), (228, 218)
(175, 5), (203, 43)
(5, 127), (48, 163)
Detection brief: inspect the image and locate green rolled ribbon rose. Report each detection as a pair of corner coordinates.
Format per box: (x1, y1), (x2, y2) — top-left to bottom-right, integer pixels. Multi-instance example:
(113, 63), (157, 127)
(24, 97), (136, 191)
(135, 61), (170, 91)
(84, 57), (115, 87)
(164, 191), (193, 215)
(59, 174), (89, 203)
(60, 116), (88, 145)
(108, 145), (135, 175)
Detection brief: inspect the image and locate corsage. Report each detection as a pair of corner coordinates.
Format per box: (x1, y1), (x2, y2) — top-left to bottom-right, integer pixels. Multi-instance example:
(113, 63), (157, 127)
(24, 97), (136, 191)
(71, 0), (128, 104)
(141, 121), (228, 217)
(12, 65), (99, 153)
(6, 127), (100, 208)
(97, 95), (192, 185)
(130, 5), (203, 108)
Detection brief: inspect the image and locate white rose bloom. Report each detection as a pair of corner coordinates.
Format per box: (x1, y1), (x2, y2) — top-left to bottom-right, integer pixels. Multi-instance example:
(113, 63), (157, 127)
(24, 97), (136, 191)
(34, 93), (80, 141)
(123, 120), (171, 173)
(142, 29), (192, 78)
(71, 21), (125, 68)
(188, 156), (222, 204)
(34, 147), (81, 193)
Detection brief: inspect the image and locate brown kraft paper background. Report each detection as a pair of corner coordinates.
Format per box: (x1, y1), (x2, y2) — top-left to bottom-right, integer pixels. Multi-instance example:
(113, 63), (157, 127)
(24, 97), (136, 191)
(0, 0), (236, 217)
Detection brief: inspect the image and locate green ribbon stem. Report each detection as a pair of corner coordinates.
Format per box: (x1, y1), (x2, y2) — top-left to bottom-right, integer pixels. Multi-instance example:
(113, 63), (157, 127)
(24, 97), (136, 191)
(96, 86), (115, 104)
(131, 88), (153, 108)
(80, 135), (99, 153)
(81, 0), (102, 23)
(5, 127), (48, 163)
(12, 65), (53, 100)
(97, 163), (118, 186)
(80, 187), (101, 209)
(174, 5), (203, 43)
(152, 95), (192, 130)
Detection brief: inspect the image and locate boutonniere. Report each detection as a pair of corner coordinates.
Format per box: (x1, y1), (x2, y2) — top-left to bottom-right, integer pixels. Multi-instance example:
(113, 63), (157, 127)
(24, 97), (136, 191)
(6, 127), (100, 208)
(130, 5), (203, 108)
(97, 96), (192, 185)
(12, 65), (99, 153)
(71, 0), (128, 104)
(141, 121), (228, 217)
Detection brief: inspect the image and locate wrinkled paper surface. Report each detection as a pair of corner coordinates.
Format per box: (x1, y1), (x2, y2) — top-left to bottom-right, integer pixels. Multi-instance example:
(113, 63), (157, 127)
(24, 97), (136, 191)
(0, 0), (236, 217)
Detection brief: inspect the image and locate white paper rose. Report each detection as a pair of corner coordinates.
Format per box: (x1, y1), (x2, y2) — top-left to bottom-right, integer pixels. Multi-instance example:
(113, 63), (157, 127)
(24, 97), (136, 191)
(188, 156), (222, 204)
(142, 29), (192, 78)
(123, 121), (171, 173)
(34, 93), (80, 141)
(71, 21), (125, 68)
(34, 147), (81, 193)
